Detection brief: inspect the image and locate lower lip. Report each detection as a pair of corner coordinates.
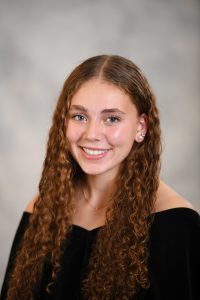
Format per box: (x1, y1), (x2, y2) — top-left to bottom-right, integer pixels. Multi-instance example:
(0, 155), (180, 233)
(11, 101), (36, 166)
(80, 147), (110, 160)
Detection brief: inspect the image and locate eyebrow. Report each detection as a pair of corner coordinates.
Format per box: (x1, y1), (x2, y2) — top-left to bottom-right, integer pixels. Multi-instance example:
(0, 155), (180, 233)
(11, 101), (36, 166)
(70, 105), (126, 114)
(70, 105), (87, 112)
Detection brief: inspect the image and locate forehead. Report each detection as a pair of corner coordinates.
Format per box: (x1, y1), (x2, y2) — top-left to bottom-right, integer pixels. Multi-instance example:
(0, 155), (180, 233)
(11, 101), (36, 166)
(70, 79), (137, 113)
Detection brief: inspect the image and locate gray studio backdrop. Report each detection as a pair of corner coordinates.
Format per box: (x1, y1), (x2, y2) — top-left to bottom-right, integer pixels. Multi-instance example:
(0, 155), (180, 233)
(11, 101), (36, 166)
(0, 0), (199, 287)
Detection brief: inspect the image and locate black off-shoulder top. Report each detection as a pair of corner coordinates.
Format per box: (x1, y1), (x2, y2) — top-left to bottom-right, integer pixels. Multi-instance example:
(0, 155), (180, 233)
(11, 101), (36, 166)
(1, 208), (200, 300)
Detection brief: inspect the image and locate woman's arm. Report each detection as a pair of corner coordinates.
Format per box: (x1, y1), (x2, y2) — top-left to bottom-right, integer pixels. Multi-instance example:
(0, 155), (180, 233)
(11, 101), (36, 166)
(0, 195), (36, 300)
(149, 207), (200, 300)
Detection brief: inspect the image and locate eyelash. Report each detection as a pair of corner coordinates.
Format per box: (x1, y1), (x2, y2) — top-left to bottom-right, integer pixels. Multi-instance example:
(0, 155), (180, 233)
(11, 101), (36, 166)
(70, 114), (121, 124)
(71, 114), (87, 122)
(106, 115), (121, 124)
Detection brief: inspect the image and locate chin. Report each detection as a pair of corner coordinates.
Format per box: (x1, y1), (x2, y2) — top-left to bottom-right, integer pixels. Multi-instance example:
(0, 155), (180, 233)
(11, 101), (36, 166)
(80, 167), (106, 176)
(79, 163), (119, 178)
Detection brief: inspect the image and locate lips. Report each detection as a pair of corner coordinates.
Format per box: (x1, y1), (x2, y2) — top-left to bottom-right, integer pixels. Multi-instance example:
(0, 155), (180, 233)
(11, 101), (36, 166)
(82, 147), (109, 156)
(79, 146), (110, 160)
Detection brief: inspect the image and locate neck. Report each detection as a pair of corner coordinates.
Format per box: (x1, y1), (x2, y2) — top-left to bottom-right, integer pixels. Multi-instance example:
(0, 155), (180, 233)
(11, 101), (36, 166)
(82, 174), (116, 208)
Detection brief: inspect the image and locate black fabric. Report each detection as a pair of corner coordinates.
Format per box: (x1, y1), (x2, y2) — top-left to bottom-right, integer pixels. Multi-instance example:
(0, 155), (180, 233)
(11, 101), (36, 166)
(1, 208), (200, 300)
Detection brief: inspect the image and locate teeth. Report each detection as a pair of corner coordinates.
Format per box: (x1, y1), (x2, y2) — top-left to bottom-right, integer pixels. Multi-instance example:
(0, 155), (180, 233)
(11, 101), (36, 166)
(83, 148), (108, 155)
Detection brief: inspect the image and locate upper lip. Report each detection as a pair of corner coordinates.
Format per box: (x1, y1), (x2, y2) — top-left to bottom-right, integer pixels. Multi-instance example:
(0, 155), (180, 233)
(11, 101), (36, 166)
(80, 146), (111, 151)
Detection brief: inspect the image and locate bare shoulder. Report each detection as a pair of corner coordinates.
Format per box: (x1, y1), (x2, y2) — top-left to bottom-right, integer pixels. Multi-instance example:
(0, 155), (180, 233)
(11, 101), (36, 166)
(25, 194), (39, 213)
(155, 180), (195, 213)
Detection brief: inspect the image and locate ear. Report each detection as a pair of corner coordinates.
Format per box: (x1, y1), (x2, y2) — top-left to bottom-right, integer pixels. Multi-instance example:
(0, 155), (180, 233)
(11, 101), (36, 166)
(135, 114), (147, 143)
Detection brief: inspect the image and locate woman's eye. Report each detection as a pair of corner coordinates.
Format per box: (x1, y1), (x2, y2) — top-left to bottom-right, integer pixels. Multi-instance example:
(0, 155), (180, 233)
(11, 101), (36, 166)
(72, 114), (87, 122)
(106, 116), (121, 124)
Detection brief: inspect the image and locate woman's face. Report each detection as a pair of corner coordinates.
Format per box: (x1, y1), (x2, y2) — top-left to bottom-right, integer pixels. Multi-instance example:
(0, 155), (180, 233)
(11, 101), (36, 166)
(66, 79), (146, 180)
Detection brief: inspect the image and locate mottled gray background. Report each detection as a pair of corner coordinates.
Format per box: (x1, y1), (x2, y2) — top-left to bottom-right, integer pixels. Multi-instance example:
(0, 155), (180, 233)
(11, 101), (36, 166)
(0, 0), (199, 287)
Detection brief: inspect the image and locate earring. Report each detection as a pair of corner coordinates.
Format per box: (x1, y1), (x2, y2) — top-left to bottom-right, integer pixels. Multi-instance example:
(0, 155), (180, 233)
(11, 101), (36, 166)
(138, 132), (146, 140)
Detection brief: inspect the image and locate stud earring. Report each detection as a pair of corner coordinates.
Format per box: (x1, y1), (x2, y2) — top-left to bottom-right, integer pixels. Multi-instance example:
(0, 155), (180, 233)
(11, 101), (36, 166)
(138, 132), (146, 140)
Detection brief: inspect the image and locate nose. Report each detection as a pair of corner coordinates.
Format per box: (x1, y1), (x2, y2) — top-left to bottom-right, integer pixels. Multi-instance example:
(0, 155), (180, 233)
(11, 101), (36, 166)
(84, 120), (102, 141)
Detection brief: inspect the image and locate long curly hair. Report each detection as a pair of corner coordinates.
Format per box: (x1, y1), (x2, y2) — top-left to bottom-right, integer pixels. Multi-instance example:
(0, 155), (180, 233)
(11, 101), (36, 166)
(6, 55), (161, 300)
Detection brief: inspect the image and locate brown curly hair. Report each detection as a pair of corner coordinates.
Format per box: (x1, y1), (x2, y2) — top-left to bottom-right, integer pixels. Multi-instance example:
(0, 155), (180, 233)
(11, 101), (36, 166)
(6, 55), (161, 300)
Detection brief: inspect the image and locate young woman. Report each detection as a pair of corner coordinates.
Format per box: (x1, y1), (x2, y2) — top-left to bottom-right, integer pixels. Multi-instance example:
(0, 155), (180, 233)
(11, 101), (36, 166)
(1, 55), (199, 300)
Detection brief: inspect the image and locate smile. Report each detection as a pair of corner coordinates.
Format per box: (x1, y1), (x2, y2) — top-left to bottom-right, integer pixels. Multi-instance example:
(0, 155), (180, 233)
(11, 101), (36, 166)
(82, 147), (109, 156)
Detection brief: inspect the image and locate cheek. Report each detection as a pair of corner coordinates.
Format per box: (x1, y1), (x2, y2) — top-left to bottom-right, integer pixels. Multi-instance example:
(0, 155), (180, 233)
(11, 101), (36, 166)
(66, 123), (82, 142)
(107, 125), (136, 146)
